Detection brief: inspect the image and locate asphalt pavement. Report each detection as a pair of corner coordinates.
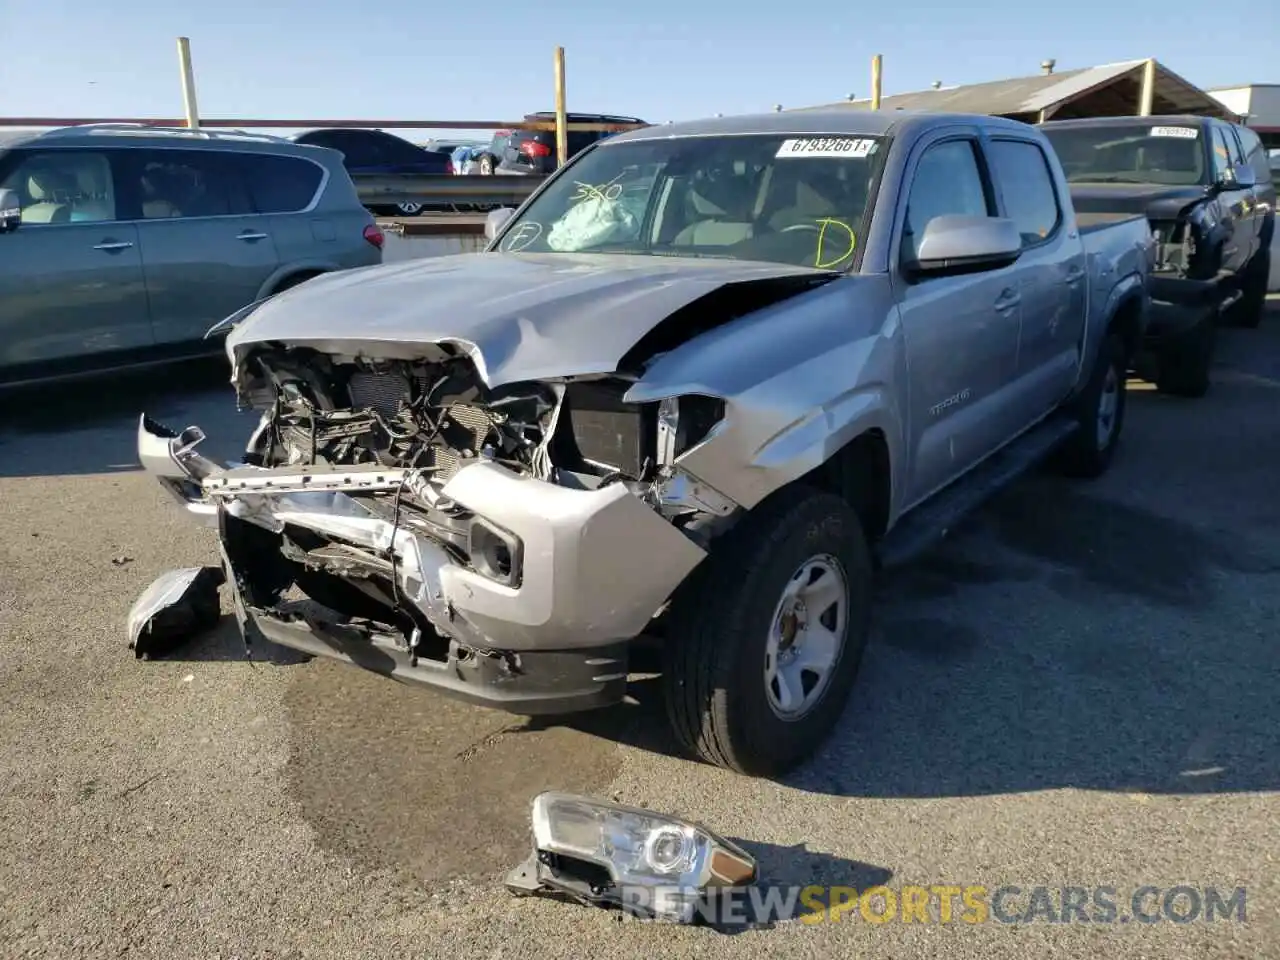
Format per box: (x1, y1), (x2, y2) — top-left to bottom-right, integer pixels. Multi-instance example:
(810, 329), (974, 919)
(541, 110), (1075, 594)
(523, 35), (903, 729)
(0, 295), (1277, 960)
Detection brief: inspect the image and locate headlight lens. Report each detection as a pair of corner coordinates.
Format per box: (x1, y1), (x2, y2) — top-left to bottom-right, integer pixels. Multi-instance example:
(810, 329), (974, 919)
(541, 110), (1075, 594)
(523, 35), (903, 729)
(513, 791), (757, 922)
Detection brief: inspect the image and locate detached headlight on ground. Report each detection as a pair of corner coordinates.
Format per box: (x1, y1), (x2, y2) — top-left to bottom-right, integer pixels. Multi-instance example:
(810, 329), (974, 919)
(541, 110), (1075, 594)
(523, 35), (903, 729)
(505, 791), (757, 923)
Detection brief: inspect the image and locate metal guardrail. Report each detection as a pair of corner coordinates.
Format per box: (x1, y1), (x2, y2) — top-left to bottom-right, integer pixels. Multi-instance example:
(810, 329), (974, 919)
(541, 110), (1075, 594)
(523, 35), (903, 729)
(353, 173), (547, 209)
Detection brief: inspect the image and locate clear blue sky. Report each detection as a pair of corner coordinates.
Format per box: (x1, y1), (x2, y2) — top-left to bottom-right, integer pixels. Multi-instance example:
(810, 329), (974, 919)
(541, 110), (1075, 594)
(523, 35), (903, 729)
(2, 0), (1276, 137)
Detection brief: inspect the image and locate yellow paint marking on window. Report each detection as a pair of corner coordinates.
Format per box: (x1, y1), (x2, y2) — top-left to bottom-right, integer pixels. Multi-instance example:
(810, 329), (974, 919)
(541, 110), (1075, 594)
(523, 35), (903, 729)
(815, 218), (857, 268)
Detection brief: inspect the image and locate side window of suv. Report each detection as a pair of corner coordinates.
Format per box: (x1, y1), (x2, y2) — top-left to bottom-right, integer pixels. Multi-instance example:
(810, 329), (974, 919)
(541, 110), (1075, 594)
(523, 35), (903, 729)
(0, 149), (117, 224)
(987, 139), (1062, 245)
(129, 149), (252, 219)
(237, 154), (324, 213)
(901, 138), (992, 263)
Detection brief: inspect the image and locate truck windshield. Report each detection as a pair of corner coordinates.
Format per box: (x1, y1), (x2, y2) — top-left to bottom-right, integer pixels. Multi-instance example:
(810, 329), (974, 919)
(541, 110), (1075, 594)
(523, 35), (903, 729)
(493, 133), (886, 270)
(1041, 123), (1207, 186)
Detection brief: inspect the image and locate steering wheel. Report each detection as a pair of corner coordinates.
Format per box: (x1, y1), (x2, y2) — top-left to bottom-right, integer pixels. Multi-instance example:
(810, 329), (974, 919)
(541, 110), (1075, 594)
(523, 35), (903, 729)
(779, 222), (822, 235)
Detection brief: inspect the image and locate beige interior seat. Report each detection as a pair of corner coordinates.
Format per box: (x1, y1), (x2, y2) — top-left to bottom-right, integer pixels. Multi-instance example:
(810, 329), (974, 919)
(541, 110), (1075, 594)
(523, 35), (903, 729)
(20, 171), (72, 224)
(69, 161), (115, 222)
(672, 177), (755, 247)
(766, 167), (845, 232)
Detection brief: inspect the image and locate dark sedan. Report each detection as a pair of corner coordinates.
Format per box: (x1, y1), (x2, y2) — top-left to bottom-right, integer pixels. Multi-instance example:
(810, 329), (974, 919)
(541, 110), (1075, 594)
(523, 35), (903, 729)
(292, 128), (452, 216)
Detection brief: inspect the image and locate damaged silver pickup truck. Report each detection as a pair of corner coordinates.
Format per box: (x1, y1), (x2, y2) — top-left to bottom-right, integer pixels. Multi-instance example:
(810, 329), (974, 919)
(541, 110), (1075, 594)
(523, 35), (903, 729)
(139, 111), (1156, 777)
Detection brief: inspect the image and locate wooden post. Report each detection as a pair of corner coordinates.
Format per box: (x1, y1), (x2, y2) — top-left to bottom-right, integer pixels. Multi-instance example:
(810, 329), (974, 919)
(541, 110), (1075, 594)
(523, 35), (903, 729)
(1138, 58), (1156, 117)
(177, 37), (200, 130)
(553, 46), (568, 168)
(871, 55), (883, 110)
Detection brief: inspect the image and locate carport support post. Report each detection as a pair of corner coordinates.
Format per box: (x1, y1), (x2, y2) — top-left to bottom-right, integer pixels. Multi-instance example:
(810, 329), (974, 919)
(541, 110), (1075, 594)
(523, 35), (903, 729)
(553, 46), (568, 169)
(871, 54), (883, 110)
(1138, 58), (1156, 117)
(177, 37), (200, 130)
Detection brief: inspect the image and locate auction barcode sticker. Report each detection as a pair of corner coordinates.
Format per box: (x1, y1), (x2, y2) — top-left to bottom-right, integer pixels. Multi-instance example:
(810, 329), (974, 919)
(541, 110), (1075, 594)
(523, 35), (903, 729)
(776, 137), (878, 159)
(1149, 126), (1199, 139)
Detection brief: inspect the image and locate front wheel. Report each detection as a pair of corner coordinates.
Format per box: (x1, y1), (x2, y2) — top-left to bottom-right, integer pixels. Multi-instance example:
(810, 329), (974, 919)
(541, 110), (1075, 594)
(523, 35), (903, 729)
(395, 201), (425, 217)
(1054, 331), (1127, 479)
(662, 489), (873, 777)
(1155, 311), (1215, 398)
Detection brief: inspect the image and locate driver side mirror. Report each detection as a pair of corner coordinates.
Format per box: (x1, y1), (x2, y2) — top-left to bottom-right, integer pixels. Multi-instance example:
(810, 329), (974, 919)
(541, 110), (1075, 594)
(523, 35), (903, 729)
(485, 207), (515, 241)
(904, 214), (1022, 279)
(1219, 164), (1257, 189)
(0, 188), (20, 234)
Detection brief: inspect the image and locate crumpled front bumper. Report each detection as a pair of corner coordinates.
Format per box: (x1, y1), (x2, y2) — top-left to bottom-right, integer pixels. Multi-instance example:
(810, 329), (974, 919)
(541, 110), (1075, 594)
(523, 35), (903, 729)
(137, 415), (708, 711)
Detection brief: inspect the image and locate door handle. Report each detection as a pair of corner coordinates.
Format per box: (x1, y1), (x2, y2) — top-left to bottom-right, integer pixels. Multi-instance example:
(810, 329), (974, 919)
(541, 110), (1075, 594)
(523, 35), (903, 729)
(93, 240), (134, 251)
(1064, 267), (1085, 284)
(994, 288), (1021, 310)
(236, 231), (269, 242)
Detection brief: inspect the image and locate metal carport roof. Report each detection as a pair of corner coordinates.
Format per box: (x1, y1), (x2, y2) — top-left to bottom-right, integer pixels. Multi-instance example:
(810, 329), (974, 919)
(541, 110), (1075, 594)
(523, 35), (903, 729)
(792, 60), (1241, 124)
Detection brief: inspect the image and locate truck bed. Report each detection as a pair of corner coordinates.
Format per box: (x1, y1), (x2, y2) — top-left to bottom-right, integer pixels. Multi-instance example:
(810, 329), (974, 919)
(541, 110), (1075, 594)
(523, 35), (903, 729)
(1077, 211), (1149, 233)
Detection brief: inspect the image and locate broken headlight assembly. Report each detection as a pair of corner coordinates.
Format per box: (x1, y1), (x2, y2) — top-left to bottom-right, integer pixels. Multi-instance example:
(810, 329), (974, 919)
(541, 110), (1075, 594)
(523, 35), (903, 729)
(506, 791), (757, 923)
(656, 394), (725, 466)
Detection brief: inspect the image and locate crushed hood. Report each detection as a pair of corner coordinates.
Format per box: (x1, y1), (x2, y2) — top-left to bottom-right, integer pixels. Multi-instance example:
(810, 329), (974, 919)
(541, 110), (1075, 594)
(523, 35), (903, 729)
(1068, 183), (1210, 222)
(225, 252), (834, 387)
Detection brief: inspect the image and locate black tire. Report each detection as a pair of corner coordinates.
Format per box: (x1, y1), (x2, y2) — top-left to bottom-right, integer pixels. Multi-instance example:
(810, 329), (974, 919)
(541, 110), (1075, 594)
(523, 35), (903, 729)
(1155, 310), (1215, 398)
(662, 488), (873, 777)
(273, 271), (322, 296)
(1227, 247), (1270, 329)
(1054, 332), (1127, 479)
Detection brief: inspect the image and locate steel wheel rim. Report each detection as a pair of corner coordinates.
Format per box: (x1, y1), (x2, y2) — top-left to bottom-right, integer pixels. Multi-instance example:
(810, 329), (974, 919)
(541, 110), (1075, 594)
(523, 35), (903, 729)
(397, 202), (424, 215)
(1096, 364), (1120, 448)
(764, 554), (850, 721)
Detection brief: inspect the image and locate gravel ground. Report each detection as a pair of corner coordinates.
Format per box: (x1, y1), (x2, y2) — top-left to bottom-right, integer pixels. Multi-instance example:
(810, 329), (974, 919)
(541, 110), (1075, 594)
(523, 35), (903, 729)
(1, 301), (1277, 960)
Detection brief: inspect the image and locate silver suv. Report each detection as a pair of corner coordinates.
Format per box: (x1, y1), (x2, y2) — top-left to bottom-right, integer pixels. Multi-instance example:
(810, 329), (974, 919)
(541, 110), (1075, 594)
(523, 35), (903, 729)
(0, 124), (384, 386)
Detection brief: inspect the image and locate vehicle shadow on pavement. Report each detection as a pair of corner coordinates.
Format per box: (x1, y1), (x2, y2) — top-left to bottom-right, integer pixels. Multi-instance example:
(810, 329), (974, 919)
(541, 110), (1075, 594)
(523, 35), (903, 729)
(709, 841), (893, 932)
(0, 356), (256, 478)
(788, 471), (1280, 800)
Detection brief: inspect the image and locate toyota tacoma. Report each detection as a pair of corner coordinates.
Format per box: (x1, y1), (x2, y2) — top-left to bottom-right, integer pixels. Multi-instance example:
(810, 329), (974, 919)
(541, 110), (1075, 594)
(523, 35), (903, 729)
(140, 111), (1158, 777)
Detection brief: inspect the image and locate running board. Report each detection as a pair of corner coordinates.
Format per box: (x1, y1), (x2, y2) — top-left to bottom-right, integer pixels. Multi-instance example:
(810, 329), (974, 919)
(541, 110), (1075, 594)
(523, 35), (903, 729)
(877, 416), (1080, 570)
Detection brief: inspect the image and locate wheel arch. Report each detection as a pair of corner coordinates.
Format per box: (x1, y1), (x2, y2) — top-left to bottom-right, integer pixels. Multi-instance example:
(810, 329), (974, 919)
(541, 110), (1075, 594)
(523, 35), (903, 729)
(800, 427), (893, 544)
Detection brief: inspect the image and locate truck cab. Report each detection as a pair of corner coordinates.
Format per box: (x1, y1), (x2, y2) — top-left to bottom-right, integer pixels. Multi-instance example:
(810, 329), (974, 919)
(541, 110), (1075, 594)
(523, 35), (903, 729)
(1040, 115), (1276, 330)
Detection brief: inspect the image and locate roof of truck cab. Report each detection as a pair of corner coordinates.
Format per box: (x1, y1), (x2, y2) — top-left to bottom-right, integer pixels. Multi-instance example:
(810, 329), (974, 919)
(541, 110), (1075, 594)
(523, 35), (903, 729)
(1040, 114), (1217, 129)
(607, 110), (1039, 143)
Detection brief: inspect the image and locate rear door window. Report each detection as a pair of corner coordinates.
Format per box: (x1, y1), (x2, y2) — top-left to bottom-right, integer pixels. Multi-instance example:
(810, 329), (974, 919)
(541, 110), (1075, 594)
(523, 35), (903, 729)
(236, 153), (324, 213)
(370, 132), (427, 164)
(326, 131), (383, 166)
(1235, 126), (1272, 186)
(127, 149), (253, 219)
(986, 139), (1062, 245)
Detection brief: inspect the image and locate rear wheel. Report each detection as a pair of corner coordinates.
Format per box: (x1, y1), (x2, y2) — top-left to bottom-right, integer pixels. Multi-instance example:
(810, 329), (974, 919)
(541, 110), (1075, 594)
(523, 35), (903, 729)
(662, 489), (873, 777)
(394, 201), (425, 217)
(1054, 332), (1127, 479)
(478, 154), (495, 176)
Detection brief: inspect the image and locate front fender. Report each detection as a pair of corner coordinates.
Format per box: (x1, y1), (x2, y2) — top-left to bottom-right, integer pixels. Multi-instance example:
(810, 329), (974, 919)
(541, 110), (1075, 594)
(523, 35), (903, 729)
(624, 276), (906, 512)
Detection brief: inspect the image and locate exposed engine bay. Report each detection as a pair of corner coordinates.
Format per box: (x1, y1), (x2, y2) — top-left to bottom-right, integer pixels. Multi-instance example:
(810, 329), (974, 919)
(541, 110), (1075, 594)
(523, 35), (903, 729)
(235, 346), (723, 490)
(203, 345), (734, 665)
